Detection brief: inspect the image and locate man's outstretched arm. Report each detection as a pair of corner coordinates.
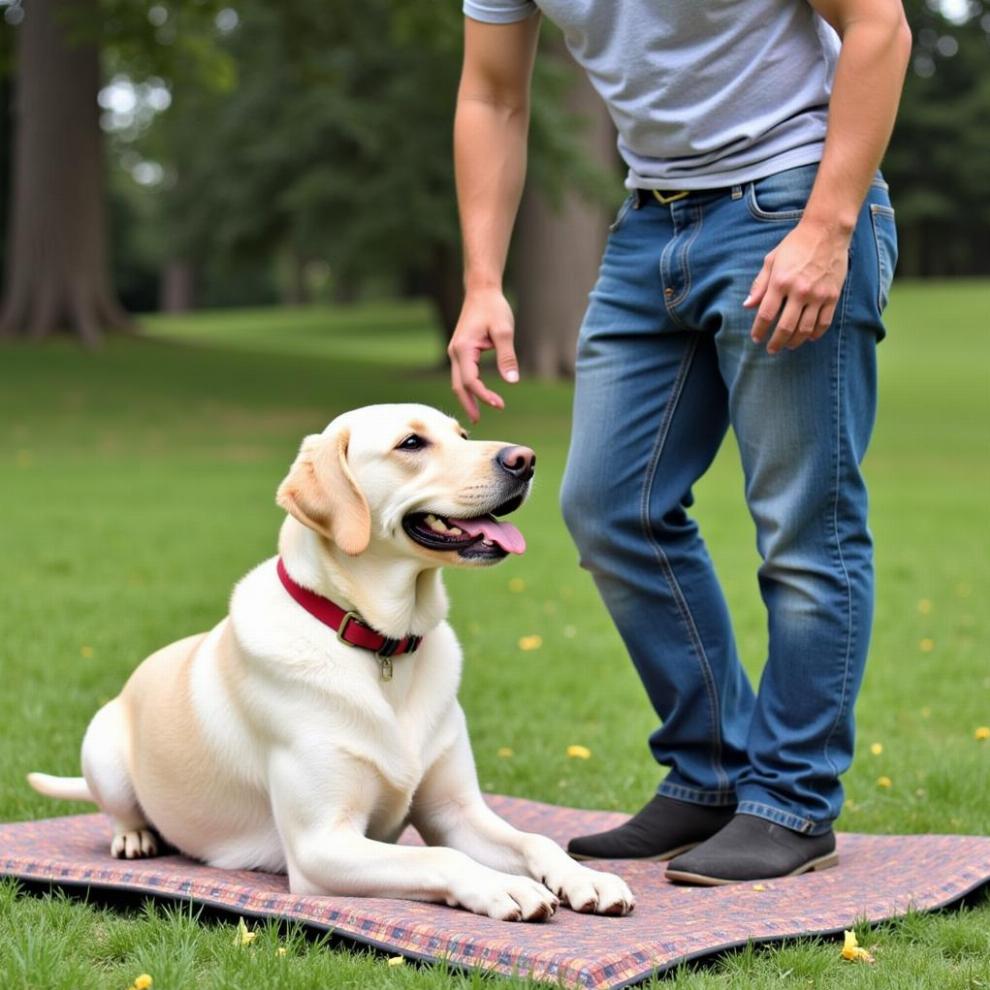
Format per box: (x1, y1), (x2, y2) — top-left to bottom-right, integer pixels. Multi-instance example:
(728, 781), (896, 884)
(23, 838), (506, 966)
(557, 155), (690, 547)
(449, 14), (540, 422)
(747, 0), (912, 353)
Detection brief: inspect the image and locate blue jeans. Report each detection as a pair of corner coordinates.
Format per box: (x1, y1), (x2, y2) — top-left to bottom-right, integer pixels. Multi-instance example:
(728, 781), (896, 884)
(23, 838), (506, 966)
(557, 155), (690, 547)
(560, 164), (897, 835)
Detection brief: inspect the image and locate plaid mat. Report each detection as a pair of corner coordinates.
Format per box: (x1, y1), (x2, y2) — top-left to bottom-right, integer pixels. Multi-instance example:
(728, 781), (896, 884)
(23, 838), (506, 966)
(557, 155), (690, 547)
(3, 796), (989, 989)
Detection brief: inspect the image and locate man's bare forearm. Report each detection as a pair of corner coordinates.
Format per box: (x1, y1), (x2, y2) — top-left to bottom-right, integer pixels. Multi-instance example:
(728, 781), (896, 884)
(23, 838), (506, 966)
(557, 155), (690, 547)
(804, 1), (912, 237)
(455, 94), (530, 293)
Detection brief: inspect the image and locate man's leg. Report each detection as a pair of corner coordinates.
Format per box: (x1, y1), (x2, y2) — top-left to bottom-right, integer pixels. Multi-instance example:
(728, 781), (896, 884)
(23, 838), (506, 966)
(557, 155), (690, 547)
(667, 169), (892, 882)
(561, 196), (755, 859)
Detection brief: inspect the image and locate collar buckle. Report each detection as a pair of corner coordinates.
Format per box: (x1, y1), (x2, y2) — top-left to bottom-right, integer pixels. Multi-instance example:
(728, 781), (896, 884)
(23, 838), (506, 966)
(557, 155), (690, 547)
(336, 611), (360, 645)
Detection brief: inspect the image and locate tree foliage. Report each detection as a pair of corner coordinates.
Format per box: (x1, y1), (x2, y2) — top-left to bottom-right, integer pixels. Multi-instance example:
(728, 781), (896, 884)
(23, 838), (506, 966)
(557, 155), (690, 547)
(125, 2), (611, 318)
(883, 0), (990, 276)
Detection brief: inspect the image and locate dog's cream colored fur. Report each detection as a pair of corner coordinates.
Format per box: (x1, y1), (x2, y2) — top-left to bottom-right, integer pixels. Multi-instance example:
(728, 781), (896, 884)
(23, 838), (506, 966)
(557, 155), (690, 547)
(28, 404), (633, 921)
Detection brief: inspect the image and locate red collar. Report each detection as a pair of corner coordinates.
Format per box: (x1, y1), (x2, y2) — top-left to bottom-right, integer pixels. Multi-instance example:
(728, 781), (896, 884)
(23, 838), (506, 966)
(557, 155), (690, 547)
(276, 558), (421, 676)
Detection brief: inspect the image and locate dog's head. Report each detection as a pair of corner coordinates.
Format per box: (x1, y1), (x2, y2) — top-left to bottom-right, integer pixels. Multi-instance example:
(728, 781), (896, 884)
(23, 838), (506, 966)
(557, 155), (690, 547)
(276, 404), (534, 567)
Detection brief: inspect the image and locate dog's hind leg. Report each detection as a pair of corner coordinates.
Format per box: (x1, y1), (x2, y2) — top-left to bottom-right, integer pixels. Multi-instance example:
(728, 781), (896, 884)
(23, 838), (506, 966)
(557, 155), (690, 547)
(81, 700), (159, 859)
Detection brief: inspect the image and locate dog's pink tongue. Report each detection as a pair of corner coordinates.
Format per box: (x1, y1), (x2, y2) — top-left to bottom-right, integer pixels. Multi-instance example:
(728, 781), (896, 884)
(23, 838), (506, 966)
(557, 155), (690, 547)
(450, 517), (526, 554)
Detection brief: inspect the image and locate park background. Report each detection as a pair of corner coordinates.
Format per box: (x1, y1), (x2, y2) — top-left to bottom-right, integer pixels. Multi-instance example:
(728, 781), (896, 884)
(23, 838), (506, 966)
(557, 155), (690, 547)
(1, 1), (988, 987)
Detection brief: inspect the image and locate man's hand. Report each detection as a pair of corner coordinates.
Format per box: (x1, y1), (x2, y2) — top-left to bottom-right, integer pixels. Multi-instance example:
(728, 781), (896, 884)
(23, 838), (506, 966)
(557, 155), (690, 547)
(745, 219), (852, 354)
(448, 287), (520, 422)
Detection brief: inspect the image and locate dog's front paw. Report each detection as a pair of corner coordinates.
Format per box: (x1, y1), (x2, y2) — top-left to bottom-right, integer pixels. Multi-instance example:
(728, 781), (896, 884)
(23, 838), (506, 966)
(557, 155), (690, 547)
(544, 866), (635, 916)
(456, 871), (558, 922)
(110, 828), (158, 860)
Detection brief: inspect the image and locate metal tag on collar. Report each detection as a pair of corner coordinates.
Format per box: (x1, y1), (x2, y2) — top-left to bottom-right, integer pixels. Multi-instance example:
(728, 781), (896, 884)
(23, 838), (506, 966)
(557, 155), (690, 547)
(376, 637), (400, 681)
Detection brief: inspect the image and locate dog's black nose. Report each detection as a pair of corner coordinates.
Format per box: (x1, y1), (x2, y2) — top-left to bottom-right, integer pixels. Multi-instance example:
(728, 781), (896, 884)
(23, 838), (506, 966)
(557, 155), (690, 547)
(496, 445), (536, 482)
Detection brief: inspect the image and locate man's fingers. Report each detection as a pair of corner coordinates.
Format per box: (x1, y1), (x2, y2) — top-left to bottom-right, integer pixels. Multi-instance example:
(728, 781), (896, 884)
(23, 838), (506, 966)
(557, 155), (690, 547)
(744, 254), (773, 309)
(750, 281), (784, 343)
(450, 359), (479, 423)
(492, 324), (520, 384)
(766, 297), (804, 355)
(811, 301), (837, 340)
(785, 303), (821, 350)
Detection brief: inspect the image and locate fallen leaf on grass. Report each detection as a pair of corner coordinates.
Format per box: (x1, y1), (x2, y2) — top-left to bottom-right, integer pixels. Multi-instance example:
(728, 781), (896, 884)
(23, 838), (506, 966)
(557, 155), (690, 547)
(840, 930), (875, 963)
(234, 918), (257, 946)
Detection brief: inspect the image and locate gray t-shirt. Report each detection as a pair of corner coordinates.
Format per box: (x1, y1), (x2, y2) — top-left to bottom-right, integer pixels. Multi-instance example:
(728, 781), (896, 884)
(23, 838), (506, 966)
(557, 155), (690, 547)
(463, 0), (840, 190)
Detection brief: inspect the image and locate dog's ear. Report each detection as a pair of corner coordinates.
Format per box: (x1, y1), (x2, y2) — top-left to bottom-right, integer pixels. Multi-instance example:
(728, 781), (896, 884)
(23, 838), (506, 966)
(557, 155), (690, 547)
(276, 429), (371, 556)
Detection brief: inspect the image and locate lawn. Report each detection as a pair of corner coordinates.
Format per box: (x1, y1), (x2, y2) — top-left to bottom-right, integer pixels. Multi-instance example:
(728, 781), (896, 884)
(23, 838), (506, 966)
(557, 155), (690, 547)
(1, 283), (988, 989)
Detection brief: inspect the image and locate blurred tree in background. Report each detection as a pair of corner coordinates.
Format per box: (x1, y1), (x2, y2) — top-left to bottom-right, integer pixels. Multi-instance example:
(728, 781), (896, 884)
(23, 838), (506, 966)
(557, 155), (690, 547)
(0, 0), (988, 361)
(884, 0), (990, 277)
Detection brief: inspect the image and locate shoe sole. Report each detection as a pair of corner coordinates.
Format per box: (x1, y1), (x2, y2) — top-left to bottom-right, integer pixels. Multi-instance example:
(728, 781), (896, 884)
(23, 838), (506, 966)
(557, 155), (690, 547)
(569, 841), (699, 863)
(665, 850), (840, 886)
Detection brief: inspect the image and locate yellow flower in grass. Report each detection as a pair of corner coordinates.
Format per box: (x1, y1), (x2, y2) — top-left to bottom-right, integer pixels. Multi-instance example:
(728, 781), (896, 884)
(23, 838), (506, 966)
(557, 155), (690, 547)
(869, 742), (883, 756)
(876, 776), (892, 789)
(518, 634), (543, 651)
(277, 947), (287, 957)
(508, 577), (526, 593)
(388, 956), (406, 967)
(234, 917), (257, 946)
(840, 930), (875, 963)
(919, 638), (935, 653)
(129, 976), (153, 990)
(566, 744), (592, 760)
(916, 598), (932, 615)
(497, 746), (514, 758)
(975, 726), (990, 741)
(80, 645), (94, 659)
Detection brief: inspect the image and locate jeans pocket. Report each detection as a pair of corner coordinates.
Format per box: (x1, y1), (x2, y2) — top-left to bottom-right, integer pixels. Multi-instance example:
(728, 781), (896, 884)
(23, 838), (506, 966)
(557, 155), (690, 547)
(609, 192), (636, 233)
(869, 204), (898, 312)
(745, 164), (817, 222)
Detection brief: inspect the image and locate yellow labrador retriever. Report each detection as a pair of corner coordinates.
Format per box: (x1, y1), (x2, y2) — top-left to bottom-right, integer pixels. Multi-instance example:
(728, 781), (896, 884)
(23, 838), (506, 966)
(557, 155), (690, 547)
(28, 404), (633, 921)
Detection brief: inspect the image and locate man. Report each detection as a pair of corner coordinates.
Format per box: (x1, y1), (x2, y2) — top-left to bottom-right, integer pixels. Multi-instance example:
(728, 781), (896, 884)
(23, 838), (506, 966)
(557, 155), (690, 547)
(447, 0), (910, 884)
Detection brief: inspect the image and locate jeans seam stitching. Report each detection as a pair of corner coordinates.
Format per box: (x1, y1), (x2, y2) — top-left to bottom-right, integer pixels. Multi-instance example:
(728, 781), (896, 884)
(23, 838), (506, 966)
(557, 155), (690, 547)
(658, 219), (691, 332)
(820, 276), (856, 780)
(639, 335), (730, 793)
(659, 782), (735, 804)
(745, 182), (805, 223)
(668, 203), (703, 310)
(737, 800), (813, 829)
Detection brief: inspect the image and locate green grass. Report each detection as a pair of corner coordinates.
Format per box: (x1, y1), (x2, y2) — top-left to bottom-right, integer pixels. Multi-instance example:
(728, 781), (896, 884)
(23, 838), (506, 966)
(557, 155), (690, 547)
(1, 283), (988, 989)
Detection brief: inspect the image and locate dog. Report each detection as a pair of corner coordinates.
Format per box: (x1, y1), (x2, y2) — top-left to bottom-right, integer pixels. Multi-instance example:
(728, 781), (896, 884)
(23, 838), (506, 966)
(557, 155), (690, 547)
(28, 403), (633, 921)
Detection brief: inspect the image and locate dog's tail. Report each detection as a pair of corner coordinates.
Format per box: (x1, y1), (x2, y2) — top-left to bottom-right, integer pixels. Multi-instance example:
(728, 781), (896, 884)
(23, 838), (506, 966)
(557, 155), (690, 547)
(26, 772), (94, 803)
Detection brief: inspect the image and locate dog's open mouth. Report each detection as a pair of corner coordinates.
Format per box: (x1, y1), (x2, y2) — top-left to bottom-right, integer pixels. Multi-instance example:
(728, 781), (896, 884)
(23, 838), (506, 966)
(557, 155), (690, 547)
(402, 494), (526, 560)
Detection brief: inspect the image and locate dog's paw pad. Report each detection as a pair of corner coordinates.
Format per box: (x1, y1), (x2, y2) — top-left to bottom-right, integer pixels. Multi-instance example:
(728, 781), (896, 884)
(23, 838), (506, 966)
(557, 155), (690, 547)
(111, 828), (158, 859)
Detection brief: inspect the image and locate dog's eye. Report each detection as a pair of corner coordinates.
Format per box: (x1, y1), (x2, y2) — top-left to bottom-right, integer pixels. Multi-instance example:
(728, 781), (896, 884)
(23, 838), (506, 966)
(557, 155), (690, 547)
(396, 434), (428, 451)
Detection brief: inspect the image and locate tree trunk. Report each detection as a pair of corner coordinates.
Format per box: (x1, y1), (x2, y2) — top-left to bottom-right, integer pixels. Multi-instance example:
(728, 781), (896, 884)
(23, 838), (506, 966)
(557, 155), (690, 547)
(159, 259), (196, 313)
(0, 0), (130, 343)
(282, 249), (310, 306)
(426, 241), (463, 342)
(513, 49), (616, 379)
